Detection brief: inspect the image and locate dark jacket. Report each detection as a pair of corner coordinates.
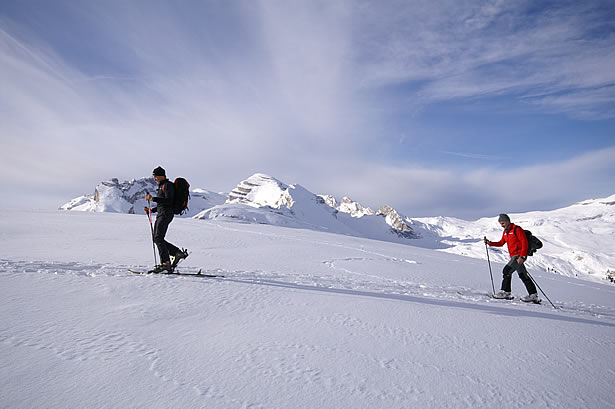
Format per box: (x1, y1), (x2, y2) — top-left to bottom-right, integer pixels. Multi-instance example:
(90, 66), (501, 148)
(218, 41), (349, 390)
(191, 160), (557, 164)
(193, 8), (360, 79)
(488, 223), (529, 257)
(152, 179), (175, 215)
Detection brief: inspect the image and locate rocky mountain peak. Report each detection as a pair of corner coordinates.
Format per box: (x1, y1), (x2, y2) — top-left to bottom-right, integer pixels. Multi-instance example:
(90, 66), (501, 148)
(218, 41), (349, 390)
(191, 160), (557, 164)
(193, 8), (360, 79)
(61, 177), (226, 216)
(377, 205), (418, 238)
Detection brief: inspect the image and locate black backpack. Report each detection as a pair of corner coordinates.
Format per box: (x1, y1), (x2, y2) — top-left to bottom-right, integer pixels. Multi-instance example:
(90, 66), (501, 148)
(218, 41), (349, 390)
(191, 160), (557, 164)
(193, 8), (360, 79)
(172, 177), (190, 215)
(515, 226), (543, 256)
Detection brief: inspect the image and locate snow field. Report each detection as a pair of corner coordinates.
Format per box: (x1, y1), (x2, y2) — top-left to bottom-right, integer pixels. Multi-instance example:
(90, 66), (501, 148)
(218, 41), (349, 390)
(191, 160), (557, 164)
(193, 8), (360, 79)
(1, 209), (614, 408)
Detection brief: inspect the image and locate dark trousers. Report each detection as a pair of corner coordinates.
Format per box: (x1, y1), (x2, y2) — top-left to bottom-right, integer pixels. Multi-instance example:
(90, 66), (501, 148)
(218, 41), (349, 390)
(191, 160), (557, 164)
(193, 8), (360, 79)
(501, 256), (537, 294)
(153, 212), (179, 264)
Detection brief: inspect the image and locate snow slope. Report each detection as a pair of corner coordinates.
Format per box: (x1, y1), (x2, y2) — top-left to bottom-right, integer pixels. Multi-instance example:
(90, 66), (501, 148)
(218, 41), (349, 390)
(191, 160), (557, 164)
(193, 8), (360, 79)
(409, 194), (615, 283)
(1, 209), (614, 409)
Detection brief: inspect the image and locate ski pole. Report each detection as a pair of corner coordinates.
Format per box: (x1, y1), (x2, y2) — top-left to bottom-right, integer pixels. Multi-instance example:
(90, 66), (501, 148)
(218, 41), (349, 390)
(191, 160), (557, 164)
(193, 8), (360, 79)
(527, 271), (558, 310)
(484, 239), (496, 295)
(146, 196), (158, 267)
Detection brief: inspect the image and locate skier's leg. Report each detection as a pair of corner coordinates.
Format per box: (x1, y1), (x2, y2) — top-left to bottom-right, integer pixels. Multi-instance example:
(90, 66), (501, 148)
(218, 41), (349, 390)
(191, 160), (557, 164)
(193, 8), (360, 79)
(153, 215), (172, 264)
(515, 261), (537, 295)
(159, 214), (185, 266)
(501, 262), (513, 292)
(165, 240), (180, 257)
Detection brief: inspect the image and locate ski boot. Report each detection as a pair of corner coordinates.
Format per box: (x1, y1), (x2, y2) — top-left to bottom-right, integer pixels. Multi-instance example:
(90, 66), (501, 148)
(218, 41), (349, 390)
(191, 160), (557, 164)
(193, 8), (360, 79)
(521, 293), (541, 304)
(492, 290), (514, 300)
(171, 248), (189, 268)
(149, 261), (173, 274)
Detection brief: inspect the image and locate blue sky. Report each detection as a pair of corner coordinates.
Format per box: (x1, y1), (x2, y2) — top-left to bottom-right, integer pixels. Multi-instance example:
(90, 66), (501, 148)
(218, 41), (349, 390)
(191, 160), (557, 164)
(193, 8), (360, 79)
(1, 0), (614, 219)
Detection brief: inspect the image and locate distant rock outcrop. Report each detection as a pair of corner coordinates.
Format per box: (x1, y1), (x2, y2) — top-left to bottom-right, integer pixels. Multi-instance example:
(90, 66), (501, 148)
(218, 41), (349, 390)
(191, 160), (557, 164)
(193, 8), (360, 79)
(377, 205), (418, 239)
(61, 177), (226, 217)
(319, 195), (376, 218)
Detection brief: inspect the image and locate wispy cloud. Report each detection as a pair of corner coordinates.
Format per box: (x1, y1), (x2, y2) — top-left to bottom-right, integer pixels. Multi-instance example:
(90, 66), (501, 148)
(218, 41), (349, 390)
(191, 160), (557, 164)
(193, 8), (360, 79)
(440, 151), (504, 161)
(0, 2), (372, 200)
(354, 0), (615, 118)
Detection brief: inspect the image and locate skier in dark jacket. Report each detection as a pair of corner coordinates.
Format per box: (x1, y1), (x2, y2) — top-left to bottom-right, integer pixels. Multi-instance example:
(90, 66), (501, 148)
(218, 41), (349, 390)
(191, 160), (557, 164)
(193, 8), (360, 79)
(484, 214), (540, 302)
(144, 166), (188, 272)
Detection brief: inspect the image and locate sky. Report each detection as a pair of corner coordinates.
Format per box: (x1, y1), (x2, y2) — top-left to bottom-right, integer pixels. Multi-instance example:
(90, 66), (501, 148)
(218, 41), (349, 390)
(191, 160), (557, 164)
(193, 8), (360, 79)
(1, 0), (614, 219)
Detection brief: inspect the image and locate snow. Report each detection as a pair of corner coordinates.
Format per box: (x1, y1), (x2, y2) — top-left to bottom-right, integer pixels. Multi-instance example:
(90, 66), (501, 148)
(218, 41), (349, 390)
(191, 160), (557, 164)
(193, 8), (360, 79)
(1, 209), (614, 409)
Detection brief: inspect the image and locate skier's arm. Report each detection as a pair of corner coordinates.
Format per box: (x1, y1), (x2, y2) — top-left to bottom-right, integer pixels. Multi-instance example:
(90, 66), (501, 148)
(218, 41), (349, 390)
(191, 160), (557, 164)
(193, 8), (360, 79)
(143, 206), (157, 214)
(144, 192), (157, 213)
(486, 234), (506, 247)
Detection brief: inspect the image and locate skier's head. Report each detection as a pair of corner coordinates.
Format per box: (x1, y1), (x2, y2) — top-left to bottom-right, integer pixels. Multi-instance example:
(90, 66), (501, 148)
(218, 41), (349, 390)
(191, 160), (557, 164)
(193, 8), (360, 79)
(153, 166), (166, 177)
(152, 166), (166, 183)
(498, 213), (511, 228)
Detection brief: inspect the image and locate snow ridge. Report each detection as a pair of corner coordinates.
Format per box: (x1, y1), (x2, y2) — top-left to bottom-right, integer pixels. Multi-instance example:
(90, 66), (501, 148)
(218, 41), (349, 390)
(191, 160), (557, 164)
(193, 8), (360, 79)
(61, 177), (226, 217)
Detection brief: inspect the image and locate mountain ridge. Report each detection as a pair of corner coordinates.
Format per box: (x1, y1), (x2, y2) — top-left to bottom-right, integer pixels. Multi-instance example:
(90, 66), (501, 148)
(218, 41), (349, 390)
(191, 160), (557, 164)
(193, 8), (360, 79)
(60, 174), (614, 284)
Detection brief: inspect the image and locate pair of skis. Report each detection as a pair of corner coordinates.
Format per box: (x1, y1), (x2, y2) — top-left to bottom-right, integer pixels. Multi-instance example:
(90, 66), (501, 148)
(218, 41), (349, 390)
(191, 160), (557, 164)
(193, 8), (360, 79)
(130, 251), (224, 277)
(488, 294), (542, 304)
(129, 269), (223, 278)
(457, 290), (542, 305)
(129, 258), (223, 277)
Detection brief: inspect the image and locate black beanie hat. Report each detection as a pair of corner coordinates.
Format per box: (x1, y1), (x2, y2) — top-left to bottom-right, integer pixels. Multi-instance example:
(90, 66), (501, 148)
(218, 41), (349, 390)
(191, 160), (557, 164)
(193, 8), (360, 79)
(153, 166), (166, 177)
(498, 213), (511, 223)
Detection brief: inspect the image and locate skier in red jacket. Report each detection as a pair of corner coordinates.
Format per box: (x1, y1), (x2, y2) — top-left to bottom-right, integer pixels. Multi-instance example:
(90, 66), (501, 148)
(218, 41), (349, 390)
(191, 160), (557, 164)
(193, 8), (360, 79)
(484, 214), (539, 302)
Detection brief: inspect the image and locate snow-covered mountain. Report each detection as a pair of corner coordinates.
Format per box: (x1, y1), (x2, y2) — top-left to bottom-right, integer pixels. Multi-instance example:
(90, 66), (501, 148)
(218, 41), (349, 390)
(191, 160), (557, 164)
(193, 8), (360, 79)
(61, 174), (614, 284)
(61, 174), (417, 243)
(61, 177), (226, 217)
(196, 173), (418, 242)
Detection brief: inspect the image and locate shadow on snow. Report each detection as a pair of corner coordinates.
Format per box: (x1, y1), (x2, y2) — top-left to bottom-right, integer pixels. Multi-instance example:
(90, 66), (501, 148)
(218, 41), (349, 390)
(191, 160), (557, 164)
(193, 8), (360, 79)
(218, 277), (615, 329)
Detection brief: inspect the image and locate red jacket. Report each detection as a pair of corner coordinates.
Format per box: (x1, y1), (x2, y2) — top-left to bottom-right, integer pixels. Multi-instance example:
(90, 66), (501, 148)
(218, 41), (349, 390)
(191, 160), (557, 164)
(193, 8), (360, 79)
(489, 223), (528, 257)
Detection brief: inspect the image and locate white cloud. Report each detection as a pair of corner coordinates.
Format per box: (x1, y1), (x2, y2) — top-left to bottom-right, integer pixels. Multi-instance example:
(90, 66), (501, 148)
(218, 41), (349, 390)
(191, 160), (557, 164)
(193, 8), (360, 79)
(0, 3), (372, 206)
(1, 1), (613, 217)
(314, 146), (615, 219)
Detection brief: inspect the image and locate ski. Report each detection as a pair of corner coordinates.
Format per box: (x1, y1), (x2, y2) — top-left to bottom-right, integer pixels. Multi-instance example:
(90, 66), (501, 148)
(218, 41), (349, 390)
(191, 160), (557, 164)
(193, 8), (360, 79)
(456, 290), (547, 305)
(456, 290), (514, 300)
(488, 294), (515, 300)
(456, 291), (544, 306)
(487, 294), (544, 304)
(129, 269), (224, 278)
